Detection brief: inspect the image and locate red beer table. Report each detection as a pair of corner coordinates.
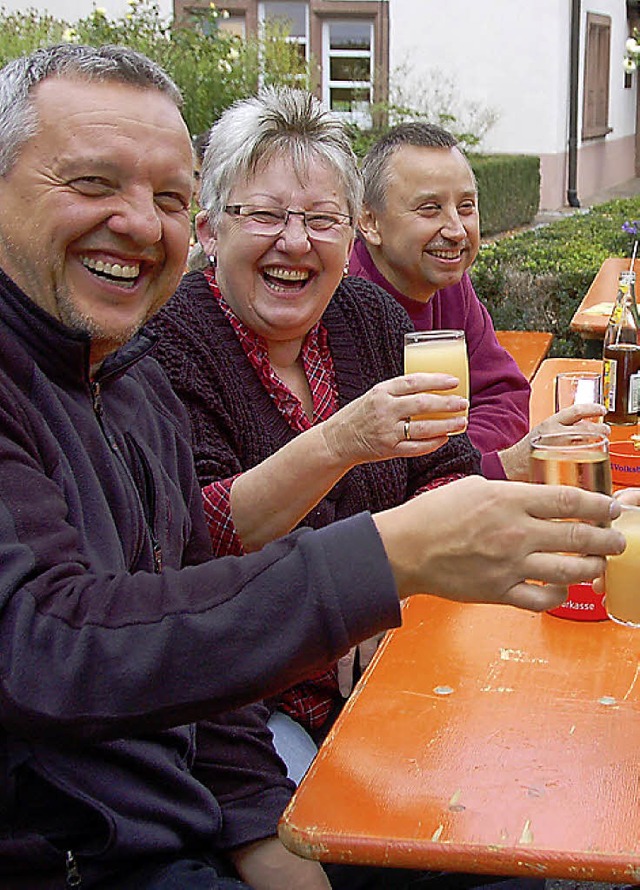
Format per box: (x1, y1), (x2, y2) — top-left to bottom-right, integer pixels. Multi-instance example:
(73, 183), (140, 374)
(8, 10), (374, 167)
(279, 595), (640, 882)
(570, 257), (640, 346)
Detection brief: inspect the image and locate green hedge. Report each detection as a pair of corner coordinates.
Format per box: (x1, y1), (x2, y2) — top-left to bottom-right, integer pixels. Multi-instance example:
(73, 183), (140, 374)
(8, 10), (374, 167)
(471, 197), (640, 356)
(470, 154), (540, 236)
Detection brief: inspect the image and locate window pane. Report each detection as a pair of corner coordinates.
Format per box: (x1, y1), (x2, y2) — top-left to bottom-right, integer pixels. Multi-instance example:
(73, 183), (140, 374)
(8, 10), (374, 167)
(263, 2), (307, 39)
(582, 13), (610, 138)
(293, 42), (307, 64)
(330, 86), (371, 112)
(218, 16), (246, 38)
(330, 56), (370, 82)
(329, 20), (370, 50)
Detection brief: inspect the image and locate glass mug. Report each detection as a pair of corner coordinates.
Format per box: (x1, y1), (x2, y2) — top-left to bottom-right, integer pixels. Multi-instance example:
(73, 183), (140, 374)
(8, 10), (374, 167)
(605, 504), (640, 627)
(529, 431), (611, 495)
(403, 330), (469, 432)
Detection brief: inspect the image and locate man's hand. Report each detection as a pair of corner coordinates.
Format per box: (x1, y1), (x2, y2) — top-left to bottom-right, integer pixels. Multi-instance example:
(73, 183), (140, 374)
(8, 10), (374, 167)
(499, 403), (609, 481)
(229, 836), (331, 889)
(593, 487), (640, 593)
(373, 475), (625, 612)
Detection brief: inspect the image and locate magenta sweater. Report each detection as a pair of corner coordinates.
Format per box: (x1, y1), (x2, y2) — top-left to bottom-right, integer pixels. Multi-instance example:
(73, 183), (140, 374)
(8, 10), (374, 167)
(350, 238), (531, 479)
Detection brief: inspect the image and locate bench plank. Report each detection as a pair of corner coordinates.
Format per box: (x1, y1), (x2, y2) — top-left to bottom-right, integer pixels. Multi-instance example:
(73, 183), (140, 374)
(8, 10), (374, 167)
(495, 329), (553, 382)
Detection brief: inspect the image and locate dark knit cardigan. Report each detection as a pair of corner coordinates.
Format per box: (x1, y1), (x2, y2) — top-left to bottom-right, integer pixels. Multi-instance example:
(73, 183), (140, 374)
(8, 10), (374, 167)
(150, 271), (481, 533)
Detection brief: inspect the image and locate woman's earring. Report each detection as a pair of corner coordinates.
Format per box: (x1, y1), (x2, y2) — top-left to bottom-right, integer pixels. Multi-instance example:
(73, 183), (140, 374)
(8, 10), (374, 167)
(208, 254), (217, 268)
(343, 259), (350, 278)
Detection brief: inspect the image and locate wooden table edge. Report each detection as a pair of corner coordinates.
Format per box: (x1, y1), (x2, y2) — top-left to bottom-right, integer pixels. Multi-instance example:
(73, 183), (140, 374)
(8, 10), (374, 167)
(279, 818), (640, 882)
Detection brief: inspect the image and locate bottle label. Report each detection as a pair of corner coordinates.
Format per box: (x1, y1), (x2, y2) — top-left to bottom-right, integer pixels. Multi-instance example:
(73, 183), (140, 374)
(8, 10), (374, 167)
(603, 358), (617, 411)
(610, 301), (624, 325)
(629, 372), (640, 414)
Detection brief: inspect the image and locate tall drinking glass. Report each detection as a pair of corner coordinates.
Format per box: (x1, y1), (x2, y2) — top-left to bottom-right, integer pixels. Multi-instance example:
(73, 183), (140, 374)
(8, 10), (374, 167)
(554, 371), (603, 414)
(529, 431), (612, 495)
(529, 431), (612, 621)
(605, 504), (640, 627)
(403, 330), (469, 432)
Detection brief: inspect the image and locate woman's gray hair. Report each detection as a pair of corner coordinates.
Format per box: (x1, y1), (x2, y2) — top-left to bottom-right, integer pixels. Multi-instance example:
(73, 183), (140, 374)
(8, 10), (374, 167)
(199, 86), (363, 226)
(0, 43), (182, 177)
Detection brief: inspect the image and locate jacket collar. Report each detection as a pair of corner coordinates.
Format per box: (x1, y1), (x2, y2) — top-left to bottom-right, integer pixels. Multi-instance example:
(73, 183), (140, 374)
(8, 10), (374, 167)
(0, 266), (157, 388)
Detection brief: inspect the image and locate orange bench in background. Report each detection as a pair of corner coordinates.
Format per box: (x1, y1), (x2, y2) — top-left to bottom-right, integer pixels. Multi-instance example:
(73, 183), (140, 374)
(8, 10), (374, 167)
(495, 330), (553, 382)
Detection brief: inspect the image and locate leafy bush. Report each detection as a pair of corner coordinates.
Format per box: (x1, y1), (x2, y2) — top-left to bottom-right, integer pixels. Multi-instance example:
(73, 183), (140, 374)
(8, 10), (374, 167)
(471, 155), (540, 236)
(471, 197), (640, 356)
(0, 1), (310, 136)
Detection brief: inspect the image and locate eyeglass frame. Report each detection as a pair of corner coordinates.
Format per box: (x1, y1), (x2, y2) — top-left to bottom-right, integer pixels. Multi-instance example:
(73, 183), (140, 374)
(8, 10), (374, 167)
(223, 204), (354, 240)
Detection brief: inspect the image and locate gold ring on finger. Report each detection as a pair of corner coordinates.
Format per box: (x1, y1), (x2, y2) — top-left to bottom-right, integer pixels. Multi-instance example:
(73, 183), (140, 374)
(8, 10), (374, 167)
(403, 419), (411, 441)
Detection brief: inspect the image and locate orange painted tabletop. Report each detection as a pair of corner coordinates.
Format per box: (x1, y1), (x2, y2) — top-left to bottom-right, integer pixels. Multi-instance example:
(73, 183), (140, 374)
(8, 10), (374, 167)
(279, 595), (640, 882)
(570, 257), (640, 340)
(495, 331), (554, 382)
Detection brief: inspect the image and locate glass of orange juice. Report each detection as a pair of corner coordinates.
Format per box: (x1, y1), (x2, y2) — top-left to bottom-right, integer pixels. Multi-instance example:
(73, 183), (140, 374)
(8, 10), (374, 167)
(403, 330), (469, 432)
(605, 504), (640, 627)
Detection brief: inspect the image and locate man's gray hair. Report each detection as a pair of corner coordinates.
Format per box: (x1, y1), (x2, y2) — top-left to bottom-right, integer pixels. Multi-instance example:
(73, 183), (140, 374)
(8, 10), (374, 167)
(361, 121), (463, 210)
(199, 86), (363, 226)
(0, 43), (182, 176)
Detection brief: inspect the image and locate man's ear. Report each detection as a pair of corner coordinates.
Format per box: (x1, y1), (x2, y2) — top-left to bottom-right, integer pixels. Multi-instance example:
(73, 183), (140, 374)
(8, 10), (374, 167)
(196, 211), (217, 260)
(357, 204), (382, 247)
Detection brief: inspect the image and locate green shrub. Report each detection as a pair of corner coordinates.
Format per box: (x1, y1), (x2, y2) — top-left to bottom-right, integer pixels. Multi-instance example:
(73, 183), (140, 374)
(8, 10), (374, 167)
(471, 197), (640, 356)
(470, 154), (540, 236)
(0, 1), (310, 137)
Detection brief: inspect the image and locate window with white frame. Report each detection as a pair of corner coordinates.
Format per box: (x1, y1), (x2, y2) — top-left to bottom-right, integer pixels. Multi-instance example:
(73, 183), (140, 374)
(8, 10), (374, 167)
(322, 19), (373, 124)
(259, 1), (309, 65)
(174, 0), (389, 114)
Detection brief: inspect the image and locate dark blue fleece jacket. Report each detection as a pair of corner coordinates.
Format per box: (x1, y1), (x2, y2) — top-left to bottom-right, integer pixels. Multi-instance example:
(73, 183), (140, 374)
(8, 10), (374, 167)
(0, 268), (401, 887)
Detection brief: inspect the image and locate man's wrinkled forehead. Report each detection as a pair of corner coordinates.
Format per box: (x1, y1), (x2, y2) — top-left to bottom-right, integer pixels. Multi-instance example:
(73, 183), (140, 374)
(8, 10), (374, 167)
(47, 76), (183, 145)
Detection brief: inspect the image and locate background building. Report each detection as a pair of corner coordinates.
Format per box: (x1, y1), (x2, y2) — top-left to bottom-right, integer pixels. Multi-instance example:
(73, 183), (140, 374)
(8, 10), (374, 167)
(1, 0), (637, 210)
(174, 0), (640, 211)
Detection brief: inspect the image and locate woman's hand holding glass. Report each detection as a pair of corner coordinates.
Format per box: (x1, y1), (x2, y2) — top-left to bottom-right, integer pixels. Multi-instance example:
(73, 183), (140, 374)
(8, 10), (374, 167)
(320, 371), (469, 467)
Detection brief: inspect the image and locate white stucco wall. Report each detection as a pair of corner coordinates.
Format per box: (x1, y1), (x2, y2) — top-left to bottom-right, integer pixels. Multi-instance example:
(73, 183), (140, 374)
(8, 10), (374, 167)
(390, 0), (638, 208)
(390, 0), (567, 156)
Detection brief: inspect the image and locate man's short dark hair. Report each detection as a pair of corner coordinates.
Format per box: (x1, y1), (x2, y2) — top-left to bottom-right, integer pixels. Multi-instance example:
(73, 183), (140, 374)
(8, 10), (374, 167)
(361, 122), (460, 210)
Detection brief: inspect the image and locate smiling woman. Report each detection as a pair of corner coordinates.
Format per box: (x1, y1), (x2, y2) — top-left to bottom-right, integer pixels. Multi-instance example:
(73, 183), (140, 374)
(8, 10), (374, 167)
(154, 100), (482, 738)
(148, 86), (480, 750)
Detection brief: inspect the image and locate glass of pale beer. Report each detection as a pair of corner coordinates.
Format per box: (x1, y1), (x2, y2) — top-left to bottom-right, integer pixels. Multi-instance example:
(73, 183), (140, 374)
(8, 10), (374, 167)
(605, 504), (640, 627)
(403, 330), (469, 432)
(530, 431), (612, 620)
(529, 431), (612, 495)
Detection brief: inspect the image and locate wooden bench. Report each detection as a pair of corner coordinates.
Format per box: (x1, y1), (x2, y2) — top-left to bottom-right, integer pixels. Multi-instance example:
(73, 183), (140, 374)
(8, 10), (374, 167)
(495, 329), (553, 382)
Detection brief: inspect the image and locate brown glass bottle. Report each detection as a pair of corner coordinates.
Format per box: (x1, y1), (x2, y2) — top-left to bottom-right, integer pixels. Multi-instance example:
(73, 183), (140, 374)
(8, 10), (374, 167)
(603, 271), (640, 425)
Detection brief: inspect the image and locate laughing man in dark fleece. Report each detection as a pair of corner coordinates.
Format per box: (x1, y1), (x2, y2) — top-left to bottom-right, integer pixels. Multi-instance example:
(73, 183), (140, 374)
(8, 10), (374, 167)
(0, 42), (623, 890)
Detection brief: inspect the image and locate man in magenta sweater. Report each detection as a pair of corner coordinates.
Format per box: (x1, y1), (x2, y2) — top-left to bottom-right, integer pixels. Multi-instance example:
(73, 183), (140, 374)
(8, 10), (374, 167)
(349, 122), (530, 479)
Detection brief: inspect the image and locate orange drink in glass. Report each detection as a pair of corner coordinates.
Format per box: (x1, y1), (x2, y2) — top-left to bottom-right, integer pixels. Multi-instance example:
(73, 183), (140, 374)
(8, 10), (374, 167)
(403, 330), (469, 431)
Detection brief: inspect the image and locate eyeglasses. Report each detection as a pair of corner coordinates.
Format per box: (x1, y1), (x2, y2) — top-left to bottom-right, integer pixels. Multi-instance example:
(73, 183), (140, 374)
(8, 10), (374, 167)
(223, 204), (353, 241)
